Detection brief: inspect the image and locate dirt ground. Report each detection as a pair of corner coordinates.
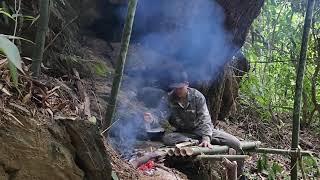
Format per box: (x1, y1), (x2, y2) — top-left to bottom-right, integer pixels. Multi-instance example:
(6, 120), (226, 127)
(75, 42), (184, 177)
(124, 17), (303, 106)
(82, 35), (320, 179)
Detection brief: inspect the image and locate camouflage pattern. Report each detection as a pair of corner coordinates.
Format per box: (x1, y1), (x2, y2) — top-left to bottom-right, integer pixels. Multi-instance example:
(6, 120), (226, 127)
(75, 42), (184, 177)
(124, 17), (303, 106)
(164, 87), (241, 152)
(167, 87), (214, 139)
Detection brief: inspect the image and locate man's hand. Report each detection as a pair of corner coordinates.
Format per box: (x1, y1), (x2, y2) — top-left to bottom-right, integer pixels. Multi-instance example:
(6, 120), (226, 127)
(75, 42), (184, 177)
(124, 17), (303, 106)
(199, 136), (213, 149)
(144, 112), (154, 123)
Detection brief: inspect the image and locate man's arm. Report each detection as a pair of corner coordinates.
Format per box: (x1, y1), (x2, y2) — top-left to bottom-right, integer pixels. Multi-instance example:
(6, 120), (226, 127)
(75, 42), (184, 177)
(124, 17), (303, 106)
(144, 95), (171, 126)
(193, 92), (214, 147)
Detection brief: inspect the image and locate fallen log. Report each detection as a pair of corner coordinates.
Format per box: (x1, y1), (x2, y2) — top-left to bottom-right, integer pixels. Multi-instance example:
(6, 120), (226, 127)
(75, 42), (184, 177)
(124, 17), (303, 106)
(196, 155), (249, 161)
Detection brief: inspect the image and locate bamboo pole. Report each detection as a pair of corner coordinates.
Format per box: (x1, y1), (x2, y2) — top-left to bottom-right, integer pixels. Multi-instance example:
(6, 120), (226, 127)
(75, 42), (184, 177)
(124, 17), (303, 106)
(247, 148), (314, 156)
(1, 1), (9, 25)
(291, 0), (315, 179)
(31, 0), (50, 77)
(196, 155), (249, 161)
(184, 141), (261, 156)
(102, 0), (138, 131)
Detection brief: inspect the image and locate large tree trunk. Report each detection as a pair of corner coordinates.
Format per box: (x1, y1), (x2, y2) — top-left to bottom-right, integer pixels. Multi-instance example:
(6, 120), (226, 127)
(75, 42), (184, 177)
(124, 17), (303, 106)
(213, 0), (263, 123)
(200, 0), (264, 124)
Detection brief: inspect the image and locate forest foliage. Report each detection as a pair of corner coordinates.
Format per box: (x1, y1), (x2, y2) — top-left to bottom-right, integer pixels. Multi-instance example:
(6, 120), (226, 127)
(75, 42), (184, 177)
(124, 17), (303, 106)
(241, 0), (320, 129)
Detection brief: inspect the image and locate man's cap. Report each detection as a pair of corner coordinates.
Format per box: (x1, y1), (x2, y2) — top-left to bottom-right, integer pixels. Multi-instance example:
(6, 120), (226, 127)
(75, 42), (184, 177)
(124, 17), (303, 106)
(169, 71), (188, 88)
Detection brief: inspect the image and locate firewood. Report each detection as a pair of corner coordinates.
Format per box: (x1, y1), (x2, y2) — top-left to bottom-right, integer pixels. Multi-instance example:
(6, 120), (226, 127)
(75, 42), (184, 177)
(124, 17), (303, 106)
(222, 157), (237, 180)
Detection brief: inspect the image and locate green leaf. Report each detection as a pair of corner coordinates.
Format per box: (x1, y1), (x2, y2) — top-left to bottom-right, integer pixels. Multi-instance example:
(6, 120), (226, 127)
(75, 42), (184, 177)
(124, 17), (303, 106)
(22, 15), (36, 21)
(0, 8), (14, 20)
(111, 171), (119, 180)
(271, 162), (283, 175)
(0, 36), (23, 72)
(0, 36), (23, 86)
(0, 34), (35, 44)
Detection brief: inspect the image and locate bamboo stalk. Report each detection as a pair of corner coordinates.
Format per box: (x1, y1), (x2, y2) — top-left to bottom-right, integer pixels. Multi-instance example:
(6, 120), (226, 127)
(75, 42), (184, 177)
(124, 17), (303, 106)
(103, 0), (138, 131)
(184, 141), (261, 156)
(196, 155), (249, 161)
(1, 1), (9, 25)
(247, 148), (314, 156)
(291, 0), (315, 179)
(31, 0), (50, 77)
(185, 145), (229, 156)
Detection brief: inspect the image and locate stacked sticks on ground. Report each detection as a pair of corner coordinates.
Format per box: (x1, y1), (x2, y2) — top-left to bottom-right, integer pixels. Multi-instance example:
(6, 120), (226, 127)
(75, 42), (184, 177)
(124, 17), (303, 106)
(167, 141), (261, 157)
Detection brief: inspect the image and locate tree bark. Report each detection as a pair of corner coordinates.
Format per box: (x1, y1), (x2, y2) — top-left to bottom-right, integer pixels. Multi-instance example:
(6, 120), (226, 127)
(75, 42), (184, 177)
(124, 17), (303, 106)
(199, 0), (264, 123)
(291, 0), (315, 179)
(103, 0), (138, 131)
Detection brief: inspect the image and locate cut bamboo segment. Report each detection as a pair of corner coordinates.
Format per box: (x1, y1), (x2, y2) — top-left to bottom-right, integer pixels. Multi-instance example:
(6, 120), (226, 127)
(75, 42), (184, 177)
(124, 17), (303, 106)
(185, 148), (193, 156)
(174, 147), (181, 156)
(180, 149), (187, 156)
(168, 149), (175, 156)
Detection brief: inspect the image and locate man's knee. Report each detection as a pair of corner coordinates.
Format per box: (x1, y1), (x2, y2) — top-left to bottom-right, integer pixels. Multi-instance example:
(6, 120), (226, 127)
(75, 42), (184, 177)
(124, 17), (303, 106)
(228, 137), (241, 152)
(213, 130), (242, 152)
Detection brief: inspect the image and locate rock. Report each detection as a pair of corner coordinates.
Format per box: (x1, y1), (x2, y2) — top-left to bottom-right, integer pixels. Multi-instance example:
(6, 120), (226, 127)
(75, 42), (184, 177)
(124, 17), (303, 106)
(0, 114), (111, 180)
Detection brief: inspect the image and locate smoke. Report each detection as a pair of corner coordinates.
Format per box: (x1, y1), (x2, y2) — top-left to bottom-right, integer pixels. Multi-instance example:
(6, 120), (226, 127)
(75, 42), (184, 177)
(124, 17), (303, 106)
(109, 0), (238, 155)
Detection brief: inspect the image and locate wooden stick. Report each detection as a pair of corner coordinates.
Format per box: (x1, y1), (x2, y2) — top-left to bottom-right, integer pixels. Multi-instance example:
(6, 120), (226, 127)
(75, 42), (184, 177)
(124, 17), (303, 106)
(196, 155), (249, 161)
(222, 157), (237, 180)
(130, 151), (165, 168)
(73, 68), (91, 118)
(175, 140), (199, 148)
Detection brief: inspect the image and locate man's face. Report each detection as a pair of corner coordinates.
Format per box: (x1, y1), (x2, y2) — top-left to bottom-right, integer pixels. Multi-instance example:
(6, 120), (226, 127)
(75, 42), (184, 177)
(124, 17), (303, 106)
(174, 83), (188, 98)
